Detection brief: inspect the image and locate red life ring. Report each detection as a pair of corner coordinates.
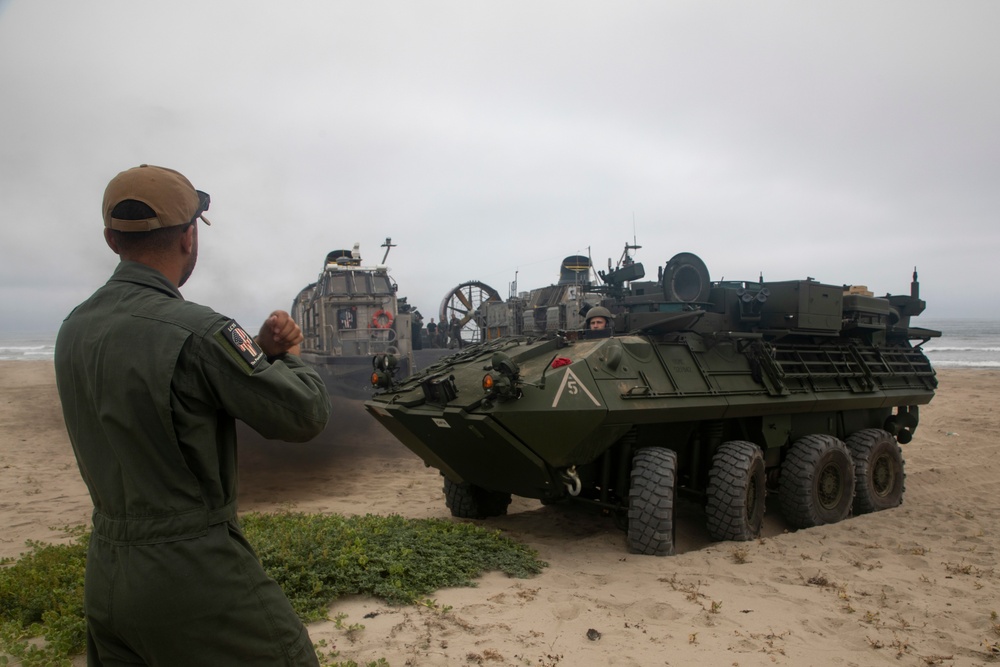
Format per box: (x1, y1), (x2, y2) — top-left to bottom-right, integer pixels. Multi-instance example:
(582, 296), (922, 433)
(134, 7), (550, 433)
(372, 309), (394, 329)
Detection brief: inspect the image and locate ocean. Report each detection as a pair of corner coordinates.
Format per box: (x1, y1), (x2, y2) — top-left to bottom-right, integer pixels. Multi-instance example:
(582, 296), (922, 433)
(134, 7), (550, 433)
(1, 319), (997, 368)
(919, 318), (1000, 370)
(0, 332), (58, 362)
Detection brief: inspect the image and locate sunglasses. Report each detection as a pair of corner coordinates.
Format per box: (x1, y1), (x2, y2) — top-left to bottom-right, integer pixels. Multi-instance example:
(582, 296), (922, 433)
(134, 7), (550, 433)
(191, 190), (212, 226)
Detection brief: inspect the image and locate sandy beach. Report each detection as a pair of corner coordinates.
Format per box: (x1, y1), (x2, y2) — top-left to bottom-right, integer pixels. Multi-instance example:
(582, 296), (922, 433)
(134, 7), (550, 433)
(2, 360), (997, 666)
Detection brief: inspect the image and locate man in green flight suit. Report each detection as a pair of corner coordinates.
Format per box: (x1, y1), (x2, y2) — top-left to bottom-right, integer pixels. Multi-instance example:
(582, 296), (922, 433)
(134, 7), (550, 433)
(55, 164), (332, 666)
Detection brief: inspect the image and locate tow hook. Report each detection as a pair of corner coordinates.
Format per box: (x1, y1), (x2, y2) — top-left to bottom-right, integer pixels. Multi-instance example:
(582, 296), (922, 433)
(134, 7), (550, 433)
(561, 466), (582, 496)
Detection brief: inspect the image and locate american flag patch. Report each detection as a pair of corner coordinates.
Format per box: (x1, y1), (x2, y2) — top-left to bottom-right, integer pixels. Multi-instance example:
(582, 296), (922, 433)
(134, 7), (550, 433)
(218, 320), (264, 371)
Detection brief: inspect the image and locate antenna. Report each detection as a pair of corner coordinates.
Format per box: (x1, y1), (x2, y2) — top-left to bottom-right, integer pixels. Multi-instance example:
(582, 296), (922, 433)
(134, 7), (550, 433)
(620, 239), (641, 268)
(380, 237), (396, 264)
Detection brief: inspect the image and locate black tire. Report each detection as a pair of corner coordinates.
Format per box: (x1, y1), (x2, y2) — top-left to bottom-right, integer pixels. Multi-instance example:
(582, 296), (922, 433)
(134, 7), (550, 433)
(443, 476), (511, 518)
(778, 434), (855, 529)
(706, 440), (766, 542)
(627, 447), (677, 556)
(846, 428), (905, 514)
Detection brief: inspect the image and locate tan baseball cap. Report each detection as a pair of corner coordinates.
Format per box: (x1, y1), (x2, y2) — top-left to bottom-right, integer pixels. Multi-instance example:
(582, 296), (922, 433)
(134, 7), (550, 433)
(103, 164), (211, 231)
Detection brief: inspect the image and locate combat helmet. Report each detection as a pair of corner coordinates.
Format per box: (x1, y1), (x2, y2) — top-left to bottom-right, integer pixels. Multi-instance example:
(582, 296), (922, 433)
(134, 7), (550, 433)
(585, 306), (614, 328)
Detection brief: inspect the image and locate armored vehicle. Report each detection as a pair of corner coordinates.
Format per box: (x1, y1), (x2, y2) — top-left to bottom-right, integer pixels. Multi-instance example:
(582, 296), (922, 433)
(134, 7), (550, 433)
(364, 249), (939, 555)
(292, 239), (439, 398)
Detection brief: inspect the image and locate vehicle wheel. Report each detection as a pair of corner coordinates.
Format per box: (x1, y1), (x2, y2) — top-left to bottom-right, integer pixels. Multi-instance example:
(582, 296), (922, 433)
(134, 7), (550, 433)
(846, 428), (905, 514)
(706, 440), (766, 542)
(627, 447), (677, 556)
(443, 476), (511, 518)
(778, 434), (855, 529)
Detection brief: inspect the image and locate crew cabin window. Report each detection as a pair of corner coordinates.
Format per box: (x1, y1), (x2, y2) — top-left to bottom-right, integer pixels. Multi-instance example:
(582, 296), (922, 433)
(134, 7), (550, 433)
(325, 273), (350, 295)
(322, 270), (392, 296)
(372, 274), (393, 295)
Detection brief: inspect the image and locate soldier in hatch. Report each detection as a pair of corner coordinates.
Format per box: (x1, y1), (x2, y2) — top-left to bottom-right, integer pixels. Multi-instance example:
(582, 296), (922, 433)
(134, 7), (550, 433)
(585, 306), (614, 331)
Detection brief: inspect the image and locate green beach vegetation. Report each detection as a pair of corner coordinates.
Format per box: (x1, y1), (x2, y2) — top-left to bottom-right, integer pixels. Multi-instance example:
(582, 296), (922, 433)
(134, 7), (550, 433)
(0, 512), (546, 666)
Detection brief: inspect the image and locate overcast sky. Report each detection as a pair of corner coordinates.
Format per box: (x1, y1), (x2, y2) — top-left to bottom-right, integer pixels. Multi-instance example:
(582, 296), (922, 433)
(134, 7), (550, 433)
(1, 1), (997, 335)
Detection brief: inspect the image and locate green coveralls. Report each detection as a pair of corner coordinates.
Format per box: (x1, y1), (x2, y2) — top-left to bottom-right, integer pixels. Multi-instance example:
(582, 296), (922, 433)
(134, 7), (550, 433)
(54, 261), (331, 667)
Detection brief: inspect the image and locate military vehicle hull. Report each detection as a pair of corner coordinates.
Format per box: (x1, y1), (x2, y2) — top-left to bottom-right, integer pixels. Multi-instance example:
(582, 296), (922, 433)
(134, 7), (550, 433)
(365, 251), (939, 555)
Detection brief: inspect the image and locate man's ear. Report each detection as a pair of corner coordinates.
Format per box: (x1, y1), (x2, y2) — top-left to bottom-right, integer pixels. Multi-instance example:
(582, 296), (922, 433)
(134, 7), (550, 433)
(104, 228), (120, 255)
(180, 223), (196, 254)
